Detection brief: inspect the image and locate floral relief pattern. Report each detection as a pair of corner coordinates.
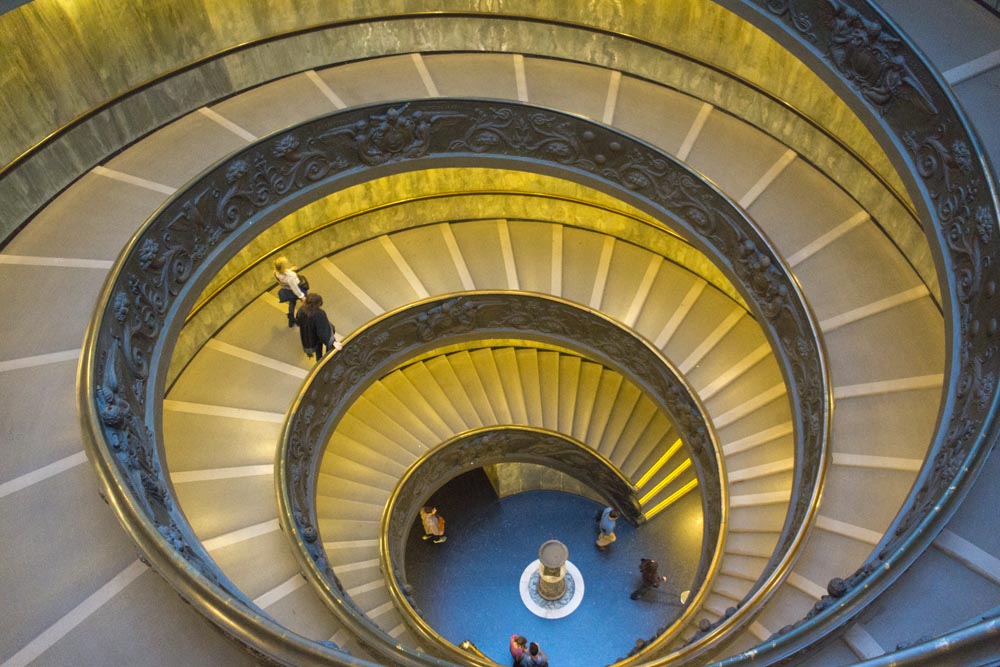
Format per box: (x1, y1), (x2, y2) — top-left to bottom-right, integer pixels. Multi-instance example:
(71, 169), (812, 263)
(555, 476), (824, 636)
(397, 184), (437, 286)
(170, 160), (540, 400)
(89, 98), (851, 659)
(825, 0), (936, 114)
(747, 0), (1000, 654)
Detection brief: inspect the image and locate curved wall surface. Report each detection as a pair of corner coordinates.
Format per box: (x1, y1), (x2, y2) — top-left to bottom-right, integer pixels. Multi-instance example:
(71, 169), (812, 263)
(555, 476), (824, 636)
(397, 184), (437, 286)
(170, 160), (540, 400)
(1, 1), (999, 667)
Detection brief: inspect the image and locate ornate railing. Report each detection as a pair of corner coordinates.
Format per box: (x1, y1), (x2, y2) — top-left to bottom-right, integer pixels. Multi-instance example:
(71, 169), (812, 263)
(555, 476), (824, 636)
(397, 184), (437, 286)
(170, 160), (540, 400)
(80, 98), (828, 665)
(3, 9), (924, 299)
(692, 0), (1000, 664)
(382, 426), (645, 579)
(380, 426), (664, 648)
(277, 294), (724, 663)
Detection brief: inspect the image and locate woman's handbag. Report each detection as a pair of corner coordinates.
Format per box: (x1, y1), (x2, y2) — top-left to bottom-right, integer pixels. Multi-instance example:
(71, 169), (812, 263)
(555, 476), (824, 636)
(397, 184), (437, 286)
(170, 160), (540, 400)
(297, 273), (309, 291)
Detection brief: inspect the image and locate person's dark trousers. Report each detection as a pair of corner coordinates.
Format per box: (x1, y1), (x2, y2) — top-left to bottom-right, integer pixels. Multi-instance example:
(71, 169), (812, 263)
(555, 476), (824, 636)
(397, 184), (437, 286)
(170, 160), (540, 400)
(312, 341), (329, 362)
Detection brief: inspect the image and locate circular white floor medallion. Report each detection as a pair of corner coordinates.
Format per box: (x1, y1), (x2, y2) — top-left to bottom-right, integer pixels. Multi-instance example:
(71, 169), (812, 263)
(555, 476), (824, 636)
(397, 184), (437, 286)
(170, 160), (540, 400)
(518, 559), (585, 619)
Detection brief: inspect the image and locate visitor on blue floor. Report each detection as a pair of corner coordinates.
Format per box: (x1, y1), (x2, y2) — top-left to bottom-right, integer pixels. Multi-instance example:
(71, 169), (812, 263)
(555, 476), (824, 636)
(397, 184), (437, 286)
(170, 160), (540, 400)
(420, 506), (447, 543)
(510, 634), (529, 666)
(595, 506), (619, 550)
(528, 641), (549, 666)
(630, 558), (667, 600)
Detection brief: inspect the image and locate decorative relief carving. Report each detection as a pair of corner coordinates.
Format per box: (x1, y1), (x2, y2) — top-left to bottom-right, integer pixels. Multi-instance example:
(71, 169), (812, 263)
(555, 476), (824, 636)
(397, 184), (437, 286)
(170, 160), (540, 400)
(86, 98), (835, 663)
(764, 0), (818, 41)
(759, 0), (935, 114)
(279, 294), (725, 640)
(737, 1), (999, 660)
(826, 0), (936, 114)
(449, 108), (593, 166)
(328, 104), (464, 165)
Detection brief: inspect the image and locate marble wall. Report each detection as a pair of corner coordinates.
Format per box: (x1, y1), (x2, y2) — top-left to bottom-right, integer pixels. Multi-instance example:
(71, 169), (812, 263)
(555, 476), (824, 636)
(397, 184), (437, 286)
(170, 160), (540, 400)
(484, 461), (605, 503)
(167, 167), (743, 385)
(1, 1), (911, 261)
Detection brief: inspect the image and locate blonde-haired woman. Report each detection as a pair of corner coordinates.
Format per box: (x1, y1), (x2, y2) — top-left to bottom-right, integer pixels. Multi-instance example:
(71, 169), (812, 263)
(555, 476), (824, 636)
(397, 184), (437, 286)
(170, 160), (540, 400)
(274, 256), (307, 327)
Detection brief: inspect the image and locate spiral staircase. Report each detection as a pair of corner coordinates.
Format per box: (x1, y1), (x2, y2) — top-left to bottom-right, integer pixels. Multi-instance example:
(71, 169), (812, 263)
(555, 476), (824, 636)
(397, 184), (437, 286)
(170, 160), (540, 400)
(1, 2), (999, 667)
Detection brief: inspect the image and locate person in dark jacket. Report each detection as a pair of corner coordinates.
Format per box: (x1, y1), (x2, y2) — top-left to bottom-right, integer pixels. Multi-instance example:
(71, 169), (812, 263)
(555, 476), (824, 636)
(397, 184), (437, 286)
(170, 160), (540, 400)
(295, 293), (339, 362)
(630, 558), (667, 600)
(527, 641), (548, 666)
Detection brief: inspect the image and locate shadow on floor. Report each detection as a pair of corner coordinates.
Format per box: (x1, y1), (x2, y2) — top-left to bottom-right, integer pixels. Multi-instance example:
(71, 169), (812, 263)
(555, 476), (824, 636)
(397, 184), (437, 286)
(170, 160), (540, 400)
(405, 470), (702, 666)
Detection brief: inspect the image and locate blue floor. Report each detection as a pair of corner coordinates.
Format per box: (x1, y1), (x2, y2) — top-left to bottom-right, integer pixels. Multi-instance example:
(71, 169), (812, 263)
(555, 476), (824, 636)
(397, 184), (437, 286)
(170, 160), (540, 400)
(405, 471), (703, 666)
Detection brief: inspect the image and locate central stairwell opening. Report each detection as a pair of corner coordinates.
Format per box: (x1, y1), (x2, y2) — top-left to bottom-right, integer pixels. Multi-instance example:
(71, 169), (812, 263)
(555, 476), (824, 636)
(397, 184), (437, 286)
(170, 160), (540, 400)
(402, 468), (703, 666)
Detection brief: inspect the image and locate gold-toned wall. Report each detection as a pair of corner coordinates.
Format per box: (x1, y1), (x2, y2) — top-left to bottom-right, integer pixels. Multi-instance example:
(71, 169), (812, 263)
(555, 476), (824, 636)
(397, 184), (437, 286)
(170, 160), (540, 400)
(168, 167), (745, 384)
(2, 1), (932, 297)
(0, 0), (894, 184)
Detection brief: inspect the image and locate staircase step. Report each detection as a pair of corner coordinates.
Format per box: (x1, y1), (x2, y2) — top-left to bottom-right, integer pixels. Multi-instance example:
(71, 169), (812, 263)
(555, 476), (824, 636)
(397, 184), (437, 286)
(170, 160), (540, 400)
(470, 347), (519, 423)
(571, 360), (605, 442)
(492, 347), (540, 424)
(618, 413), (674, 478)
(263, 581), (352, 645)
(175, 476), (276, 541)
(514, 348), (544, 426)
(725, 532), (781, 560)
(319, 449), (405, 487)
(439, 351), (497, 425)
(163, 410), (282, 471)
(389, 224), (468, 295)
(316, 472), (392, 506)
(335, 413), (423, 462)
(316, 495), (384, 523)
(396, 360), (472, 433)
(596, 381), (642, 458)
(586, 369), (626, 445)
(359, 382), (447, 445)
(556, 355), (583, 434)
(322, 539), (382, 570)
(606, 396), (658, 463)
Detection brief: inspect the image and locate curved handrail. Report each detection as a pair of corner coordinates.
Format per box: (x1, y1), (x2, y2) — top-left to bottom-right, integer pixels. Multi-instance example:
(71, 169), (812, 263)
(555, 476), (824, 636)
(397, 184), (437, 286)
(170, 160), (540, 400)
(185, 194), (704, 320)
(851, 606), (1000, 666)
(2, 11), (916, 267)
(688, 0), (1000, 663)
(80, 99), (828, 666)
(379, 426), (665, 653)
(278, 296), (725, 663)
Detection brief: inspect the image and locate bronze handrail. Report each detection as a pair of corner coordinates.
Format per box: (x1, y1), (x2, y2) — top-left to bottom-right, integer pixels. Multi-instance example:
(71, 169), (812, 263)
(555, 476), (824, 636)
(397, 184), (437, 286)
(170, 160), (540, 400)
(81, 99), (828, 666)
(2, 11), (916, 248)
(691, 0), (1000, 663)
(275, 299), (726, 662)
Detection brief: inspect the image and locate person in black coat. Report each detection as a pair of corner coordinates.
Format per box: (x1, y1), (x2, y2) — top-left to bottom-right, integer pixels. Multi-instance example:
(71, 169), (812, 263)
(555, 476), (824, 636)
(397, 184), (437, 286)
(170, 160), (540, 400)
(630, 558), (667, 600)
(295, 292), (339, 362)
(527, 642), (548, 666)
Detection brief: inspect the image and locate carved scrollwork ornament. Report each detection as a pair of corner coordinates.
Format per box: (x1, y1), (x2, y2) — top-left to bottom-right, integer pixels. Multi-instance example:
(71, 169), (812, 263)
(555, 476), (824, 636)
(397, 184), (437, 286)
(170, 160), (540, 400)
(731, 3), (999, 659)
(764, 0), (819, 41)
(85, 98), (831, 665)
(825, 0), (937, 114)
(279, 295), (728, 651)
